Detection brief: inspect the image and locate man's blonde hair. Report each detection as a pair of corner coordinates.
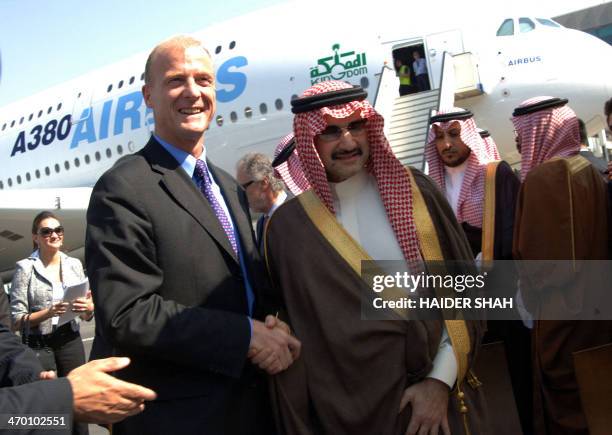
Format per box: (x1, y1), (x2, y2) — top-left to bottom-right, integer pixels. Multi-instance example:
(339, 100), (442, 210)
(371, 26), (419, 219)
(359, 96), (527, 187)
(144, 35), (211, 85)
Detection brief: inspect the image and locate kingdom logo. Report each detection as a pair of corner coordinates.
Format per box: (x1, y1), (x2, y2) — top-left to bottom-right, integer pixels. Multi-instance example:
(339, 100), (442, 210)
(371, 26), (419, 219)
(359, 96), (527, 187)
(310, 44), (368, 84)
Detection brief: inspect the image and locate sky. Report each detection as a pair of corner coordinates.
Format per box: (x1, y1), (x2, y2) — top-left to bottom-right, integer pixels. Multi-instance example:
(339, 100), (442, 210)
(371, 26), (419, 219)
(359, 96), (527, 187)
(0, 0), (606, 106)
(0, 0), (283, 105)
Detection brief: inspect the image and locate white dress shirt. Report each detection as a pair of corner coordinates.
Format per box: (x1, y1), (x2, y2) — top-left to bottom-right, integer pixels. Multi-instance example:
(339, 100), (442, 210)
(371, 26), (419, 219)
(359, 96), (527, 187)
(267, 191), (287, 218)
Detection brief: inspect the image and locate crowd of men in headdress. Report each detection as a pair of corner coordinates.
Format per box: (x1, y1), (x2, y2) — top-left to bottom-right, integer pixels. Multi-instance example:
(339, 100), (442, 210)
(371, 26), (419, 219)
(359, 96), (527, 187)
(2, 34), (611, 435)
(257, 86), (612, 435)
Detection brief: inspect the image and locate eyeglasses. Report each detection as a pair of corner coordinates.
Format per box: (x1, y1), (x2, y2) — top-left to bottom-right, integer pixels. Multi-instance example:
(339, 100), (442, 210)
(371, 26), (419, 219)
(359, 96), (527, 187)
(240, 180), (256, 189)
(317, 119), (368, 142)
(38, 226), (64, 237)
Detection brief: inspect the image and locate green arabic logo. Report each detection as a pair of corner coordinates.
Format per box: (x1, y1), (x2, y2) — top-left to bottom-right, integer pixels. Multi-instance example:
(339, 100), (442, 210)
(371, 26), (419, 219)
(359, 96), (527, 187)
(310, 43), (368, 84)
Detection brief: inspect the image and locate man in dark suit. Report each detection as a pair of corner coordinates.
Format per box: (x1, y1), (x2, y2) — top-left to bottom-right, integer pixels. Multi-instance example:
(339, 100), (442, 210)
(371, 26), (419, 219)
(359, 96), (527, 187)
(235, 153), (288, 253)
(0, 324), (156, 433)
(578, 118), (608, 180)
(85, 35), (300, 435)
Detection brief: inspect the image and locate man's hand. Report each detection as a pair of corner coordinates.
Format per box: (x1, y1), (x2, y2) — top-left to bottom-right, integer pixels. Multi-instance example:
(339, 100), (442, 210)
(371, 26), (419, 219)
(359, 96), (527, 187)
(398, 378), (451, 435)
(39, 371), (57, 380)
(263, 314), (301, 360)
(68, 357), (157, 424)
(248, 317), (301, 375)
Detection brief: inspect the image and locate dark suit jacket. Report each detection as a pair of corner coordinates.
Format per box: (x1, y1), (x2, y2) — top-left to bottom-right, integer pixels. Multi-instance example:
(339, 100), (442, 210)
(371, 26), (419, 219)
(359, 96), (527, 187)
(255, 215), (266, 255)
(0, 324), (72, 434)
(86, 137), (274, 434)
(580, 149), (608, 180)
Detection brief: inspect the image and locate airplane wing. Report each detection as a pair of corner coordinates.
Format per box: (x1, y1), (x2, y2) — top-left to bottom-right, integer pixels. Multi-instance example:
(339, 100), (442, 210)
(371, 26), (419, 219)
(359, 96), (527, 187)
(0, 187), (92, 283)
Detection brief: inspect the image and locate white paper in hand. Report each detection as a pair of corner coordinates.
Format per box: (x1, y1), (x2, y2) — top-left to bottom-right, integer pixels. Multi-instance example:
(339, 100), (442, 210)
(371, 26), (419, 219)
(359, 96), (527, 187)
(58, 278), (89, 326)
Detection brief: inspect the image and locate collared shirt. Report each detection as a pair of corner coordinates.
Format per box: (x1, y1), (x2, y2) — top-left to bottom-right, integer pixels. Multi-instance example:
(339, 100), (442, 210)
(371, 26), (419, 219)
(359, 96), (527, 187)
(330, 170), (457, 389)
(413, 58), (427, 76)
(266, 191), (288, 218)
(156, 135), (255, 318)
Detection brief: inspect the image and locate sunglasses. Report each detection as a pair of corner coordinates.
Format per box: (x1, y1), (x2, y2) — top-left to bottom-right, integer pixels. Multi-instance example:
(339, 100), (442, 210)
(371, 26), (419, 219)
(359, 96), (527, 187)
(240, 180), (257, 189)
(317, 119), (368, 142)
(38, 226), (64, 237)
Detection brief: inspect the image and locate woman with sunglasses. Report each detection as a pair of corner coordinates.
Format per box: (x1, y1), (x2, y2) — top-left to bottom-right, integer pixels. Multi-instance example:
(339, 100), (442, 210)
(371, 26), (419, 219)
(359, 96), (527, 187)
(9, 211), (93, 378)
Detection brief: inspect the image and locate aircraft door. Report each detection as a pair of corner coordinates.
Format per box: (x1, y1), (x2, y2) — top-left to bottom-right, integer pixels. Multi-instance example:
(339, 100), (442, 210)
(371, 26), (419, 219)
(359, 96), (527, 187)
(425, 30), (464, 89)
(71, 88), (92, 126)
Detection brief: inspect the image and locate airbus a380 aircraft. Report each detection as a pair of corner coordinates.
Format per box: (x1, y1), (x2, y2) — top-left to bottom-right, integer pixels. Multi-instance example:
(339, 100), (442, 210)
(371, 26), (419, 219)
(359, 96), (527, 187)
(0, 2), (611, 280)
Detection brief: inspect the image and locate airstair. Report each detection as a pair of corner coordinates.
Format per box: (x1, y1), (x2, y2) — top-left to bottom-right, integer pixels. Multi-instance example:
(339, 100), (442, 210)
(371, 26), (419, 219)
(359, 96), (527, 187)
(374, 52), (480, 170)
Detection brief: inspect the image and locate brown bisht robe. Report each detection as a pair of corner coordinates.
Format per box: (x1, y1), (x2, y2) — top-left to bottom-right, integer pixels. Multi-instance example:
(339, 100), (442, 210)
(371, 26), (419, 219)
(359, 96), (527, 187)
(463, 161), (533, 434)
(461, 161), (520, 261)
(513, 155), (612, 435)
(264, 168), (486, 435)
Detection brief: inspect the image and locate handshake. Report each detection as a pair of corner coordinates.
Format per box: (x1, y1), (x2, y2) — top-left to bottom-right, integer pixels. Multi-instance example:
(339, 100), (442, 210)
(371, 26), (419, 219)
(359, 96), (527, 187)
(249, 314), (302, 374)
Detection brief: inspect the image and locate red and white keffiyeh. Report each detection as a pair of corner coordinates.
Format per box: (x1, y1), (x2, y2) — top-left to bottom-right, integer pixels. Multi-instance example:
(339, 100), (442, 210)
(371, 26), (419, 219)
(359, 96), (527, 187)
(425, 107), (495, 228)
(512, 96), (580, 181)
(478, 130), (501, 161)
(293, 80), (422, 264)
(273, 133), (310, 196)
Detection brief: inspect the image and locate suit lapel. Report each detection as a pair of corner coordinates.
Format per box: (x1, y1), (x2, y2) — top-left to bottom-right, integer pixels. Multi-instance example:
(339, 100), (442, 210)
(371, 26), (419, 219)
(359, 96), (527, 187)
(143, 138), (238, 262)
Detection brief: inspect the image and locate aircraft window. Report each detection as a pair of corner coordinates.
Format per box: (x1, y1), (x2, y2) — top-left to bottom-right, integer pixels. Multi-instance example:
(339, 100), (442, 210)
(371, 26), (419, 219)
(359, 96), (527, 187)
(0, 181), (3, 189)
(496, 19), (514, 36)
(216, 115), (224, 127)
(229, 41), (236, 50)
(291, 94), (298, 101)
(140, 73), (144, 81)
(16, 175), (22, 184)
(259, 103), (268, 115)
(7, 178), (12, 187)
(26, 173), (31, 182)
(230, 111), (238, 123)
(106, 148), (112, 158)
(118, 80), (124, 89)
(275, 99), (283, 111)
(129, 76), (135, 85)
(84, 154), (91, 164)
(64, 161), (70, 170)
(10, 120), (15, 127)
(215, 46), (222, 54)
(360, 77), (370, 89)
(47, 107), (52, 114)
(74, 158), (80, 167)
(128, 141), (135, 152)
(95, 151), (101, 161)
(2, 124), (5, 131)
(244, 107), (252, 119)
(78, 92), (82, 98)
(28, 114), (33, 121)
(519, 18), (535, 33)
(35, 169), (40, 179)
(54, 164), (60, 173)
(20, 117), (24, 125)
(45, 167), (50, 176)
(57, 103), (62, 111)
(38, 110), (43, 118)
(107, 84), (113, 93)
(536, 18), (560, 27)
